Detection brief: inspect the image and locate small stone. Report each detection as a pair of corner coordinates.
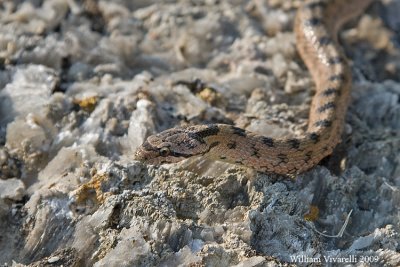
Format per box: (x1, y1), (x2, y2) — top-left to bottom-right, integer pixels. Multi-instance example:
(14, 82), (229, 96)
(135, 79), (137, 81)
(0, 178), (25, 201)
(47, 256), (60, 263)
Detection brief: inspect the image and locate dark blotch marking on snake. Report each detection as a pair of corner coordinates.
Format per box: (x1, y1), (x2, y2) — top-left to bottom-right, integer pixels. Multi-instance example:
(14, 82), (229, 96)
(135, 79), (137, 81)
(251, 144), (261, 158)
(231, 126), (247, 137)
(317, 102), (336, 113)
(304, 151), (313, 164)
(277, 153), (289, 164)
(322, 87), (341, 97)
(318, 36), (332, 46)
(188, 132), (206, 144)
(208, 141), (220, 150)
(306, 1), (327, 9)
(227, 141), (237, 149)
(328, 56), (343, 65)
(322, 145), (330, 152)
(314, 119), (332, 128)
(261, 137), (274, 147)
(305, 17), (322, 27)
(184, 139), (200, 149)
(288, 139), (301, 149)
(196, 125), (220, 138)
(329, 74), (345, 81)
(308, 132), (320, 144)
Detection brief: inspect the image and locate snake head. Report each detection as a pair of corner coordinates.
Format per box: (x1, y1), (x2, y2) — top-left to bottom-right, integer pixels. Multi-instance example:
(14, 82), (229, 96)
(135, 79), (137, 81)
(134, 126), (213, 165)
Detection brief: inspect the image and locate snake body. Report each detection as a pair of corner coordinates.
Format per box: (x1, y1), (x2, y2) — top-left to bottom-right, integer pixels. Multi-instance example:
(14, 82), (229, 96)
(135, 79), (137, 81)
(135, 0), (373, 175)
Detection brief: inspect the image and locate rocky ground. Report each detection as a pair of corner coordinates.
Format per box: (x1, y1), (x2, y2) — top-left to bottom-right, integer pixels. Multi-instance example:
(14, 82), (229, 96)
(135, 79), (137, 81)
(0, 0), (400, 266)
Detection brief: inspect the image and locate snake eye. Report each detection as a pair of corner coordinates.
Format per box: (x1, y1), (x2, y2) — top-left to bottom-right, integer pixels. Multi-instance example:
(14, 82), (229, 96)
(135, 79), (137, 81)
(159, 147), (170, 157)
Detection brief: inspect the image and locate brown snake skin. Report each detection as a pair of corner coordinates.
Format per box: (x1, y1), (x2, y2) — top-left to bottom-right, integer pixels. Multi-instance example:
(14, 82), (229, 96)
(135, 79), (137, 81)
(135, 0), (373, 175)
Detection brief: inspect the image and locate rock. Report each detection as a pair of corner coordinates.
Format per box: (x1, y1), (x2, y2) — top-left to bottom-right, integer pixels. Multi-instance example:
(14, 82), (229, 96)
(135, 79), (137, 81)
(0, 178), (25, 201)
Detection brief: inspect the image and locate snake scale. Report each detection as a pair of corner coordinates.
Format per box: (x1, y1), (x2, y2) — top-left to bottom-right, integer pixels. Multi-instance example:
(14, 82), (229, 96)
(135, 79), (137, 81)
(135, 0), (373, 175)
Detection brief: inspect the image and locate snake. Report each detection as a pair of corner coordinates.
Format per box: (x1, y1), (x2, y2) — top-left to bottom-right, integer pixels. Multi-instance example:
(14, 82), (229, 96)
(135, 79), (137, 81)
(134, 0), (373, 175)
